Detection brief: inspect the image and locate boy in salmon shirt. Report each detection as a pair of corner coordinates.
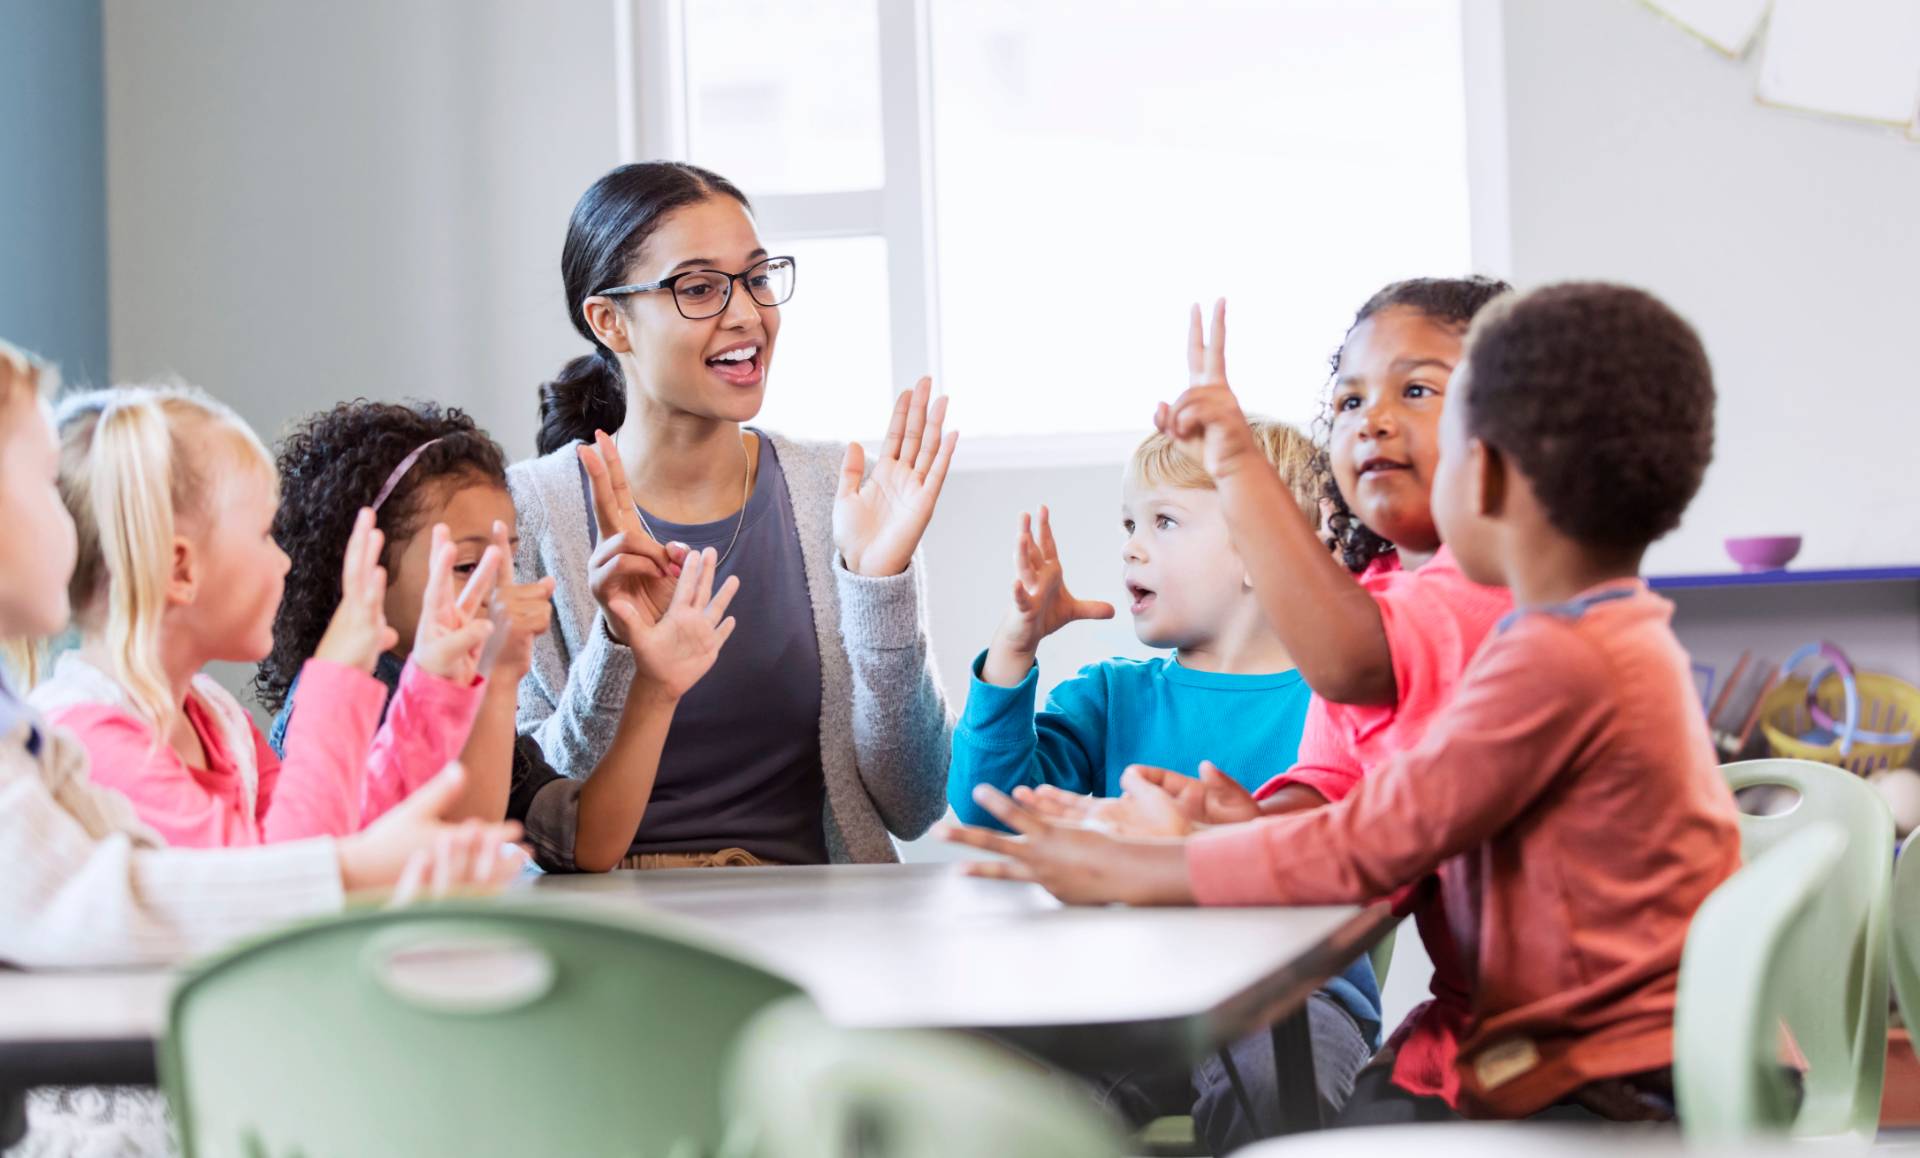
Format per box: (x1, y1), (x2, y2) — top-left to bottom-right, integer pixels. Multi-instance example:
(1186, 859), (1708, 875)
(943, 281), (1742, 1125)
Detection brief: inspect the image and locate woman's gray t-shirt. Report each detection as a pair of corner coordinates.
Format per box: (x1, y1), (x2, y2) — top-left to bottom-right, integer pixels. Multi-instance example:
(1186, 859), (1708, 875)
(577, 432), (827, 864)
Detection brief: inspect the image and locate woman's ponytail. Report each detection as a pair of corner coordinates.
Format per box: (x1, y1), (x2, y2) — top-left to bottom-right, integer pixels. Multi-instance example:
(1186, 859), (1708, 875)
(536, 349), (627, 456)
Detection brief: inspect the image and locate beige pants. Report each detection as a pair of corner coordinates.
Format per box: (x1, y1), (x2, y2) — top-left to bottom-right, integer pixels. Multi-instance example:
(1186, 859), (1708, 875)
(618, 847), (777, 870)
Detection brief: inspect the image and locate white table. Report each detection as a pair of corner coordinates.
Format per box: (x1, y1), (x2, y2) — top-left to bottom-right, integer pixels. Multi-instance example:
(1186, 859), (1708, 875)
(0, 864), (1390, 1134)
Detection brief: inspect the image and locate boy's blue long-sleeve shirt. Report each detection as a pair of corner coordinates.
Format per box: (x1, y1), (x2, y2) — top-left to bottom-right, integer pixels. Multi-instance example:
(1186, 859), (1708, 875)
(947, 651), (1382, 1042)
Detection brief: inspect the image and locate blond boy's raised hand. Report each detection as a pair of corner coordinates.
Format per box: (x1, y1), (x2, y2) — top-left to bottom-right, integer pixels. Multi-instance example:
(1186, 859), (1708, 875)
(1157, 299), (1266, 483)
(982, 506), (1114, 687)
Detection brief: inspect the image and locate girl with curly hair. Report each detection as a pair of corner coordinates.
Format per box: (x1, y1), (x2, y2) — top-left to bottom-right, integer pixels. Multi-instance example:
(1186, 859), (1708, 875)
(261, 400), (739, 872)
(28, 385), (499, 847)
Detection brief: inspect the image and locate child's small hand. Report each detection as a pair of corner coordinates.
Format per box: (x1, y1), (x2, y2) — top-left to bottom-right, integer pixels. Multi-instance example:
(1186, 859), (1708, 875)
(474, 521), (555, 683)
(612, 546), (741, 702)
(983, 506), (1113, 686)
(411, 524), (503, 684)
(1124, 761), (1263, 828)
(1014, 775), (1202, 839)
(315, 508), (401, 673)
(1156, 299), (1262, 481)
(938, 786), (1195, 906)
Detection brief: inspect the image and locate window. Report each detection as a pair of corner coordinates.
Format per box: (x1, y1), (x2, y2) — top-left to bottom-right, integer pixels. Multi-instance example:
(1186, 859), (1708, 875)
(632, 0), (1471, 456)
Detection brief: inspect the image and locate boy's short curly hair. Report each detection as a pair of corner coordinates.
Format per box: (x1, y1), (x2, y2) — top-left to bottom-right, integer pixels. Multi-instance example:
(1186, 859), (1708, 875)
(254, 400), (508, 712)
(1131, 418), (1318, 521)
(1461, 282), (1715, 551)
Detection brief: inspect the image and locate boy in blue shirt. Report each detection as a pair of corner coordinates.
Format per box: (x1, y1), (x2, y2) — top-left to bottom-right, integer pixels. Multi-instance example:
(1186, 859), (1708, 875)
(947, 420), (1380, 1149)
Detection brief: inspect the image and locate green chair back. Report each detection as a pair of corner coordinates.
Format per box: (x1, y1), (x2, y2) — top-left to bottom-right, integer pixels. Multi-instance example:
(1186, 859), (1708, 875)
(1887, 828), (1920, 1067)
(1700, 758), (1895, 1140)
(1677, 822), (1845, 1141)
(161, 899), (806, 1158)
(722, 996), (1122, 1158)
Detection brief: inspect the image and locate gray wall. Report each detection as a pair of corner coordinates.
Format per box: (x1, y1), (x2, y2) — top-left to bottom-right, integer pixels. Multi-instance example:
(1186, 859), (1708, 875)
(0, 0), (108, 384)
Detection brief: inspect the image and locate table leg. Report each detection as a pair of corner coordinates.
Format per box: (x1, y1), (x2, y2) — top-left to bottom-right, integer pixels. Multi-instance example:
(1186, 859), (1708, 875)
(1269, 1005), (1323, 1134)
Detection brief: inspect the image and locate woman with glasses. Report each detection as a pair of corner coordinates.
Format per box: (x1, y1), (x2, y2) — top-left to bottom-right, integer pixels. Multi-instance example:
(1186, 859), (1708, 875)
(506, 161), (956, 869)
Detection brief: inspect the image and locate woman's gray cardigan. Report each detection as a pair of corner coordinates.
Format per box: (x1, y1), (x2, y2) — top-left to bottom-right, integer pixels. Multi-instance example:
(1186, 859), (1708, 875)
(507, 434), (953, 863)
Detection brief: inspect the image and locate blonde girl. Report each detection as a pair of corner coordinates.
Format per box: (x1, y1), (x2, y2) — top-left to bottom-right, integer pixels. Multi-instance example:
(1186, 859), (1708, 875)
(28, 384), (501, 847)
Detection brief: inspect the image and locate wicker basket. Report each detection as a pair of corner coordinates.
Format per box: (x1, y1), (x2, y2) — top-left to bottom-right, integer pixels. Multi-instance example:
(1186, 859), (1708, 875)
(1761, 669), (1920, 775)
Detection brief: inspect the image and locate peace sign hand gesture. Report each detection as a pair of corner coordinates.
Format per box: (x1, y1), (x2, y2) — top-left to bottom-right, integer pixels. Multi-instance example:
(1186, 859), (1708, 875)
(410, 523), (505, 684)
(1155, 299), (1262, 482)
(579, 429), (688, 646)
(833, 377), (959, 578)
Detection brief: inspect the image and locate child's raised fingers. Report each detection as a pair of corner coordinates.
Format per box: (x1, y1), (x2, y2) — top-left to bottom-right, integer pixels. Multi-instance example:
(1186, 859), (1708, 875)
(713, 616), (738, 649)
(1038, 505), (1060, 561)
(420, 525), (453, 611)
(341, 508), (372, 591)
(1187, 302), (1206, 380)
(455, 545), (504, 617)
(1208, 298), (1227, 381)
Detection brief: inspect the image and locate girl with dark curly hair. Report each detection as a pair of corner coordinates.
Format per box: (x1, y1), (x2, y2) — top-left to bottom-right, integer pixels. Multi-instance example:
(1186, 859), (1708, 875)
(263, 401), (740, 871)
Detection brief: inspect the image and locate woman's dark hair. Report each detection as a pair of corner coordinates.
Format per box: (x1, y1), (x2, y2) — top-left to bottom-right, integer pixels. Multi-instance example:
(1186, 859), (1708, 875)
(254, 400), (509, 712)
(1312, 275), (1513, 572)
(536, 161), (753, 455)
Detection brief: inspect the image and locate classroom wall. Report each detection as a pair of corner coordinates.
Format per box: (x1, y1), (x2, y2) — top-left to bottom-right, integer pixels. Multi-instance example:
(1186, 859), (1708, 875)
(1497, 0), (1920, 578)
(0, 0), (109, 385)
(101, 0), (620, 461)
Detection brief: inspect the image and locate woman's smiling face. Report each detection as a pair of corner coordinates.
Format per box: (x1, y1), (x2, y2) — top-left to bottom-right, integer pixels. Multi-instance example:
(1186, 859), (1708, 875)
(600, 196), (783, 425)
(1327, 305), (1464, 556)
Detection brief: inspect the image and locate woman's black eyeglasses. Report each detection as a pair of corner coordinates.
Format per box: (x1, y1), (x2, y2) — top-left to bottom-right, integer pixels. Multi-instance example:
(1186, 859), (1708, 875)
(595, 255), (797, 320)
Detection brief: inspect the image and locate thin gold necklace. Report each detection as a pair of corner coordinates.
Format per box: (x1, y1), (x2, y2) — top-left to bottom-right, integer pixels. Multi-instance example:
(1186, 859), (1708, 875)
(633, 432), (753, 567)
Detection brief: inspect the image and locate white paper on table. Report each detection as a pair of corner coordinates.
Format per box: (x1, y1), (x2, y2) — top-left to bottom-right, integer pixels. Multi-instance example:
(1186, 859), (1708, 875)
(1643, 0), (1772, 57)
(1758, 0), (1920, 126)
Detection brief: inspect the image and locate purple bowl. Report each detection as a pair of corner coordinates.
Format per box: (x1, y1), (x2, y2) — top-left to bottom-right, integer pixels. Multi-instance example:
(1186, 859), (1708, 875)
(1725, 535), (1802, 572)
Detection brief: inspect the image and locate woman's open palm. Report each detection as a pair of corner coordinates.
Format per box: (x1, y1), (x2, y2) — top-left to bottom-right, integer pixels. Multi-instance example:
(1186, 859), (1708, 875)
(615, 546), (741, 699)
(834, 377), (958, 577)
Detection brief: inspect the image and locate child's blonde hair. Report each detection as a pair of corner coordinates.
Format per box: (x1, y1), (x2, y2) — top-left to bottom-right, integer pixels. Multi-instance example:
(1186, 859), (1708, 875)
(54, 384), (274, 737)
(0, 341), (60, 686)
(1129, 418), (1320, 522)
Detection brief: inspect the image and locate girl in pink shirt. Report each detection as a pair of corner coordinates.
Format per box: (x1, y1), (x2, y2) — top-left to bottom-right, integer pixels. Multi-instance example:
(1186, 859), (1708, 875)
(28, 385), (498, 848)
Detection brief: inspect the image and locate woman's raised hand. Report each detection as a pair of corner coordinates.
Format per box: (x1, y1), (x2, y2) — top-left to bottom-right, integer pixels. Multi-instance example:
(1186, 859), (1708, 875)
(579, 429), (687, 645)
(833, 378), (958, 578)
(615, 545), (741, 701)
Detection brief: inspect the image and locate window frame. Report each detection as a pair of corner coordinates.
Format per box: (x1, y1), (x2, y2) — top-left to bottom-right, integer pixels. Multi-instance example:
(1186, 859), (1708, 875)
(618, 0), (1507, 471)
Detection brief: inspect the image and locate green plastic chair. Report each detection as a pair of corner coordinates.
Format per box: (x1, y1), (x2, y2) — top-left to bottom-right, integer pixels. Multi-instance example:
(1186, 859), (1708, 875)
(721, 996), (1122, 1158)
(1887, 828), (1920, 1065)
(1677, 822), (1846, 1141)
(160, 899), (806, 1158)
(1679, 757), (1895, 1142)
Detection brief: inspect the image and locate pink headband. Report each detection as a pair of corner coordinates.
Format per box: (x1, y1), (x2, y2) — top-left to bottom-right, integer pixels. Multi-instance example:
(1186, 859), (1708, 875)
(370, 438), (444, 513)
